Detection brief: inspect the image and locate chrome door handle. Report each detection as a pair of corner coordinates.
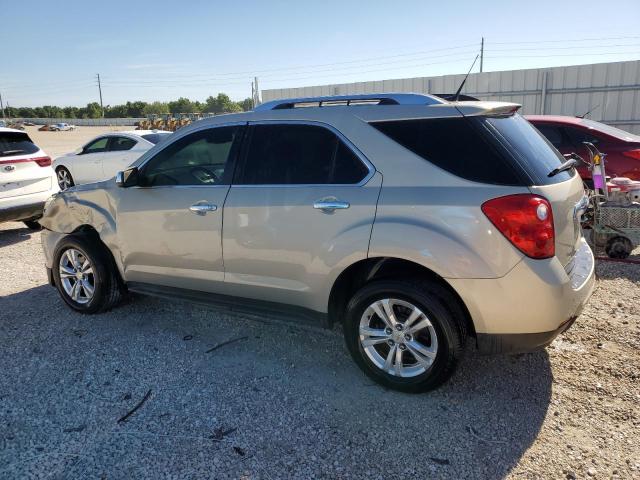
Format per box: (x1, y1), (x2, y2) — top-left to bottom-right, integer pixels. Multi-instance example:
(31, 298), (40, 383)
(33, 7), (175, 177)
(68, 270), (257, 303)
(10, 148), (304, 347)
(313, 200), (350, 212)
(189, 202), (217, 215)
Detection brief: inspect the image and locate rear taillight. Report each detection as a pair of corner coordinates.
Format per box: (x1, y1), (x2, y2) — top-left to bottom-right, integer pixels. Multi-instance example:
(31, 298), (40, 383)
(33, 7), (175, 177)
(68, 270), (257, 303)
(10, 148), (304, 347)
(0, 156), (51, 167)
(622, 149), (640, 160)
(33, 156), (52, 167)
(481, 194), (555, 259)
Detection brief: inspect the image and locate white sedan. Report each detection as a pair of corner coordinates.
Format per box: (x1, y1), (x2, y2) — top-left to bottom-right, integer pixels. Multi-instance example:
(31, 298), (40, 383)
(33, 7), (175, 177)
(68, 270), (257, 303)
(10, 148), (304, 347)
(53, 130), (171, 190)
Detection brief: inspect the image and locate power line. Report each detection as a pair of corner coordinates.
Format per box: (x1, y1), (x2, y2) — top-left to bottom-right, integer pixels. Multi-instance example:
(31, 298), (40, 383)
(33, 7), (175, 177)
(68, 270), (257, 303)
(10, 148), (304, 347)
(490, 34), (640, 45)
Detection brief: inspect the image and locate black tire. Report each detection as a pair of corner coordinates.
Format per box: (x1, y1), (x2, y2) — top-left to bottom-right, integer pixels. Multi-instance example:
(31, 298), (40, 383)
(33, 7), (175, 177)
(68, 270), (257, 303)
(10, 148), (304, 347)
(605, 236), (632, 259)
(56, 166), (75, 190)
(344, 279), (466, 393)
(52, 234), (124, 314)
(23, 219), (42, 230)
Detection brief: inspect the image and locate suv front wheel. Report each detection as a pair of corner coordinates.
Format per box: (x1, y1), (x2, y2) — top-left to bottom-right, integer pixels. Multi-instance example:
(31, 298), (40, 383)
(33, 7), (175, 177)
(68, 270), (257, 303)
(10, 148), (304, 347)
(52, 234), (124, 313)
(344, 279), (465, 392)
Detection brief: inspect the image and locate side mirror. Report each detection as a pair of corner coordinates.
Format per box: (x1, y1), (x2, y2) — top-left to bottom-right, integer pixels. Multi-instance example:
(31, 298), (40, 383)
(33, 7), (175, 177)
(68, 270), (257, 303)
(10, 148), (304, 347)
(115, 167), (139, 188)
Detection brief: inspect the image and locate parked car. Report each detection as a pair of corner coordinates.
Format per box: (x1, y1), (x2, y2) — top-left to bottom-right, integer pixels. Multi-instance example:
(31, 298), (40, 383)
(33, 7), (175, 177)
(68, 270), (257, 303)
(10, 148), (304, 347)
(52, 130), (171, 190)
(49, 123), (76, 132)
(526, 115), (640, 181)
(0, 127), (58, 229)
(39, 94), (595, 392)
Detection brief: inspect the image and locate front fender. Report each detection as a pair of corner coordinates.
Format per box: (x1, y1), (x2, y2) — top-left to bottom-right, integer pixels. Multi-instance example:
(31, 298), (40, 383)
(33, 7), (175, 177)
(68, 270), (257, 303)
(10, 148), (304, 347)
(39, 182), (123, 275)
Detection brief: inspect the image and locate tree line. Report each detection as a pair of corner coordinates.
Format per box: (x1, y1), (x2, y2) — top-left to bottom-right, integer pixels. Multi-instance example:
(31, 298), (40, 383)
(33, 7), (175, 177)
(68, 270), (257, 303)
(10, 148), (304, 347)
(3, 93), (254, 119)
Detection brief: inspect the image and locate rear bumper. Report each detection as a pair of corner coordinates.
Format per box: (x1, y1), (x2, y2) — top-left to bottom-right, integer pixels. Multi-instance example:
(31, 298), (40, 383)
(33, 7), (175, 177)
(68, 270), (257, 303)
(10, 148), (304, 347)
(448, 238), (595, 353)
(0, 201), (45, 223)
(476, 316), (578, 354)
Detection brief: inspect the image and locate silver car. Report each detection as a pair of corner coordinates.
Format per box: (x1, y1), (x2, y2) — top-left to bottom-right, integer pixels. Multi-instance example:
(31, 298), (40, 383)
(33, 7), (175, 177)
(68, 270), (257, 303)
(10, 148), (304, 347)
(39, 94), (595, 392)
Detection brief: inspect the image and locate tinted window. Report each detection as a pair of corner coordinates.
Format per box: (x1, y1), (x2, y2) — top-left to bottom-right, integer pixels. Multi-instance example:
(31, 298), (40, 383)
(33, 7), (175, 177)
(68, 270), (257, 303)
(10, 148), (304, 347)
(83, 137), (109, 154)
(237, 124), (369, 185)
(564, 126), (600, 146)
(534, 124), (564, 148)
(141, 126), (241, 186)
(485, 115), (572, 184)
(141, 133), (171, 145)
(0, 132), (39, 157)
(371, 117), (523, 185)
(109, 136), (136, 151)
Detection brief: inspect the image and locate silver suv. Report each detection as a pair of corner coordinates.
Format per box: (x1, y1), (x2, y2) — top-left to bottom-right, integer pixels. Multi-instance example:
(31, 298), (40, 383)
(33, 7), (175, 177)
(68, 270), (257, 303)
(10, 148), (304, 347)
(40, 94), (595, 392)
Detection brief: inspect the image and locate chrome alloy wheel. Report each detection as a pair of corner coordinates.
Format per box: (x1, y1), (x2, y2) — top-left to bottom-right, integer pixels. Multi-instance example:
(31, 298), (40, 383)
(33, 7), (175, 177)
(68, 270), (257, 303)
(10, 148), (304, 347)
(57, 169), (72, 190)
(58, 248), (95, 304)
(359, 298), (438, 378)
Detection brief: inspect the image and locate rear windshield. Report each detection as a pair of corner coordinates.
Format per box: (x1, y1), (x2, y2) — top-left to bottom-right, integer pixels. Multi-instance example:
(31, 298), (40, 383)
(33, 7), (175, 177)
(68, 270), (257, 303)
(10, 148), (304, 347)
(141, 133), (171, 145)
(0, 132), (39, 158)
(370, 114), (572, 186)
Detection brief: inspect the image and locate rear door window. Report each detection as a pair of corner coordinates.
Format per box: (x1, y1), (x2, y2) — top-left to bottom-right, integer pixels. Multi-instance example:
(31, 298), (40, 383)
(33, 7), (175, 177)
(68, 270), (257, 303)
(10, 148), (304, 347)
(0, 132), (39, 157)
(109, 136), (137, 152)
(236, 123), (370, 185)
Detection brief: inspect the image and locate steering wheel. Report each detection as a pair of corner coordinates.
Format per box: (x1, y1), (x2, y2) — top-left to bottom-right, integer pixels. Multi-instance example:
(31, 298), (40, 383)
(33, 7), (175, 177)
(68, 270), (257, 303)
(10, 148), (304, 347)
(190, 166), (219, 184)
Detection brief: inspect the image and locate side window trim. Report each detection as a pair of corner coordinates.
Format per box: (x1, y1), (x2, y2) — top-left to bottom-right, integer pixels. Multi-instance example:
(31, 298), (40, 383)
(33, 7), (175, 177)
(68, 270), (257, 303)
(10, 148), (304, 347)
(232, 120), (375, 187)
(134, 123), (246, 189)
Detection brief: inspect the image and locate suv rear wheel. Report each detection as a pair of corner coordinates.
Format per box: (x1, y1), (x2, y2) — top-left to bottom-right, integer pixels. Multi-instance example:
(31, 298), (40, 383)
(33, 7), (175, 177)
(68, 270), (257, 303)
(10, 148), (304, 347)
(52, 234), (124, 313)
(344, 279), (465, 392)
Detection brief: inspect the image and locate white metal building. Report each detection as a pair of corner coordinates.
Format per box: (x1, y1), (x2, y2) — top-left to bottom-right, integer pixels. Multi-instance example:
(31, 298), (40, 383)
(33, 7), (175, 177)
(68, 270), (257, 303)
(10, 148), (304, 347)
(262, 60), (640, 134)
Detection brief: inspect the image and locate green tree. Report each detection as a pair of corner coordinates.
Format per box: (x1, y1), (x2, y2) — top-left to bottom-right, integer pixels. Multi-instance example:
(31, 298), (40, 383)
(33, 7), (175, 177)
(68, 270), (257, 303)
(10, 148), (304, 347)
(125, 101), (148, 117)
(106, 104), (129, 118)
(142, 101), (170, 115)
(84, 102), (103, 118)
(168, 97), (199, 113)
(238, 97), (253, 111)
(204, 93), (241, 114)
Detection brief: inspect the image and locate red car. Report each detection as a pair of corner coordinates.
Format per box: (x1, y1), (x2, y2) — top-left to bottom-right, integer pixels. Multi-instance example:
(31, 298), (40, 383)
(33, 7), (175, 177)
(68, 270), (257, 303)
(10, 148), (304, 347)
(526, 115), (640, 181)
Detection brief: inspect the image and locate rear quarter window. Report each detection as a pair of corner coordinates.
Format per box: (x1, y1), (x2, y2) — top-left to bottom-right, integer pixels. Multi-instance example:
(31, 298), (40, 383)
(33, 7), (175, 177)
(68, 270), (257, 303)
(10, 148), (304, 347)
(371, 114), (573, 186)
(0, 132), (39, 157)
(370, 117), (524, 185)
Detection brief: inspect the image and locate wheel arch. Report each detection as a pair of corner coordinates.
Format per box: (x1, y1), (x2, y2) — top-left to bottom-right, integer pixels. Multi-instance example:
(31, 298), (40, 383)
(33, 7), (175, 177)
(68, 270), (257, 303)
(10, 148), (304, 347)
(328, 256), (476, 338)
(69, 224), (125, 285)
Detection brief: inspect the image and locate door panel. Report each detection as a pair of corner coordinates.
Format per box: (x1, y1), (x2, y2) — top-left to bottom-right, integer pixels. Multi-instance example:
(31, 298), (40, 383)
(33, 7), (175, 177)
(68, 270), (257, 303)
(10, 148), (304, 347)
(101, 149), (143, 180)
(117, 186), (229, 291)
(115, 124), (244, 292)
(221, 175), (382, 312)
(74, 152), (104, 184)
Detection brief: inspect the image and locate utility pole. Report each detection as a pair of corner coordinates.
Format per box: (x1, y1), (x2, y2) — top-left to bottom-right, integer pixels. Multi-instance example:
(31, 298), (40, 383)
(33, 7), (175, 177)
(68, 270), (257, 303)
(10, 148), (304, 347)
(0, 91), (5, 120)
(96, 73), (104, 118)
(480, 37), (484, 73)
(253, 76), (260, 106)
(251, 81), (255, 109)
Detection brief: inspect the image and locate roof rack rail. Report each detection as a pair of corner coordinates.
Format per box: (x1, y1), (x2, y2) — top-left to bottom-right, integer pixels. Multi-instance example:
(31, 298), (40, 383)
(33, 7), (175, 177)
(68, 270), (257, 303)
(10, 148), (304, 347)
(254, 93), (445, 111)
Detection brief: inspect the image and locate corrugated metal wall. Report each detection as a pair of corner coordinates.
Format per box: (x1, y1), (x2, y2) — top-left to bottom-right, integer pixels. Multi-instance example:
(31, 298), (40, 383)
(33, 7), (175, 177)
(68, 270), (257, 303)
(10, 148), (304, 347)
(262, 60), (640, 134)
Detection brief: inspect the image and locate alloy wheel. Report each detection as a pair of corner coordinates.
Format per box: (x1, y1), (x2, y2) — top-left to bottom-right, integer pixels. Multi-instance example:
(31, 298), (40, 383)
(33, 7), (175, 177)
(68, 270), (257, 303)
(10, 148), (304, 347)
(359, 298), (438, 378)
(57, 169), (72, 190)
(58, 248), (95, 304)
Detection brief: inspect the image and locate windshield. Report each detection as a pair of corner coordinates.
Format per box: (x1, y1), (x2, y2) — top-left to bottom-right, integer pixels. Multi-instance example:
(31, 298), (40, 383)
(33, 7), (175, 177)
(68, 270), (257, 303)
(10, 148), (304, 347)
(0, 132), (39, 157)
(580, 119), (640, 142)
(480, 114), (573, 185)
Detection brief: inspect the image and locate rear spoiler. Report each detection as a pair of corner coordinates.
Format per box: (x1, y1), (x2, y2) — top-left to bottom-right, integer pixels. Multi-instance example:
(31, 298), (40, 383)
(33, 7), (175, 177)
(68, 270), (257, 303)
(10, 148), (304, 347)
(451, 101), (522, 118)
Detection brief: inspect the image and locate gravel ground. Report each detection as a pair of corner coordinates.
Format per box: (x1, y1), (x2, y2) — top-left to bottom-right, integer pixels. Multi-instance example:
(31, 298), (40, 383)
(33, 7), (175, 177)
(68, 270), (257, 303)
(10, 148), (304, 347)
(0, 221), (638, 480)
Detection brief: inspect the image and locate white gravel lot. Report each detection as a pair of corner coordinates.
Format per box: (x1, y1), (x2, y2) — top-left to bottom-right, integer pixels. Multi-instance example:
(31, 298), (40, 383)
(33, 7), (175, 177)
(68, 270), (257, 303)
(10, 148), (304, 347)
(1, 127), (639, 479)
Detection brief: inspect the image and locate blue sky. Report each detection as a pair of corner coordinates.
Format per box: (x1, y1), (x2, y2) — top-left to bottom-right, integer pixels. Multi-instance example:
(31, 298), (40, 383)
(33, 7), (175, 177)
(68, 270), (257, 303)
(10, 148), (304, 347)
(1, 0), (639, 107)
